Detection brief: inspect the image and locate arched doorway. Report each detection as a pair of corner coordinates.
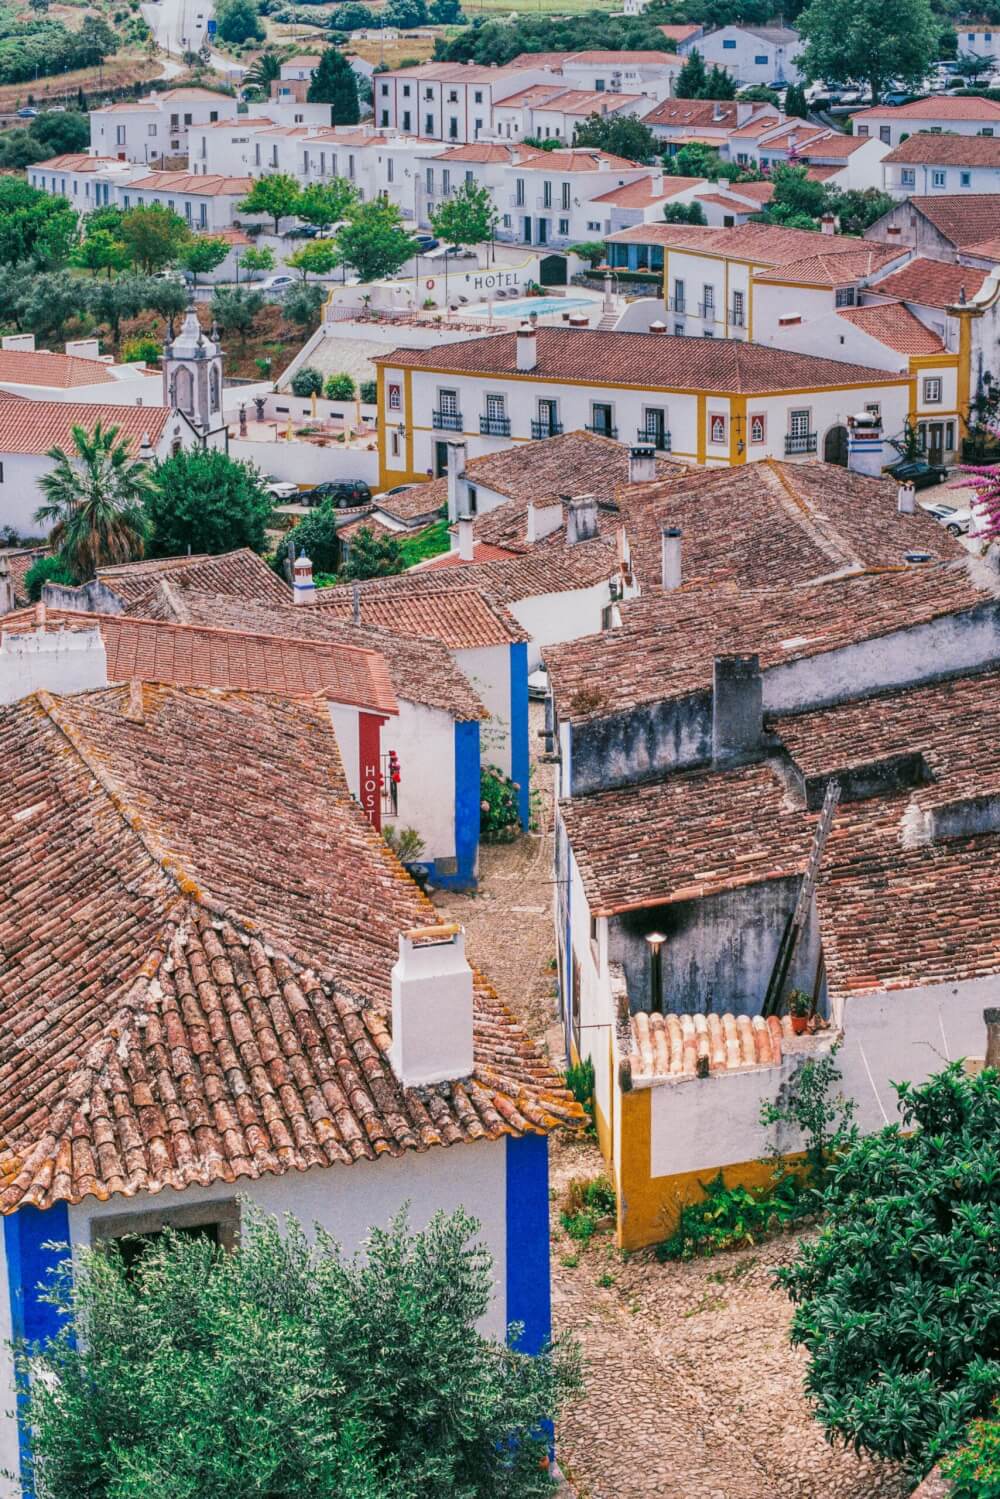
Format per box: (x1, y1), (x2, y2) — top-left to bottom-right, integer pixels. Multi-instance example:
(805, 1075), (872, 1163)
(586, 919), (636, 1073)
(539, 253), (568, 287)
(824, 424), (848, 466)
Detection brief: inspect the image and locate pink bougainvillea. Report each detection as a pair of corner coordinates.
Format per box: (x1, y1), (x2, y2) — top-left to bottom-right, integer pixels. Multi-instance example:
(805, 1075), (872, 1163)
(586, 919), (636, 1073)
(952, 464), (1000, 543)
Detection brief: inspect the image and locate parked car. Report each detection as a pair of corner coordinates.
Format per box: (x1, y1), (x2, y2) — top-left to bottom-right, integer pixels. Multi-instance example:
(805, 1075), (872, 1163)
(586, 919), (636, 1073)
(259, 273), (296, 294)
(886, 456), (948, 488)
(287, 224), (320, 239)
(16, 107), (38, 118)
(920, 501), (973, 535)
(883, 90), (917, 106)
(413, 234), (439, 253)
(262, 476), (300, 500)
(376, 482), (421, 498)
(307, 479), (372, 508)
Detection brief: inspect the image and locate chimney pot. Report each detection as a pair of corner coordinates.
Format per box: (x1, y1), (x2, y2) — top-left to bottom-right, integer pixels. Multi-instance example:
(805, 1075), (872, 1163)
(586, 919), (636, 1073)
(516, 321), (537, 372)
(292, 547), (315, 605)
(648, 319), (667, 334)
(526, 499), (563, 544)
(661, 525), (682, 591)
(712, 653), (762, 765)
(389, 924), (474, 1087)
(897, 480), (916, 514)
(566, 495), (598, 545)
(445, 440), (468, 522)
(457, 515), (475, 562)
(629, 444), (657, 484)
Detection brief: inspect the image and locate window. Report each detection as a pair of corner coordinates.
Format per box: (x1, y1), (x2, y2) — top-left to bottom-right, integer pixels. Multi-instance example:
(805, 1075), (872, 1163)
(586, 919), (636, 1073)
(91, 1200), (240, 1269)
(543, 181), (552, 208)
(674, 323), (684, 335)
(595, 77), (605, 90)
(425, 87), (433, 100)
(387, 158), (394, 183)
(789, 408), (811, 437)
(835, 286), (856, 307)
(945, 420), (955, 450)
(348, 155), (355, 179)
(559, 218), (569, 235)
(381, 82), (389, 95)
(901, 168), (916, 187)
(879, 125), (891, 144)
(402, 84), (411, 97)
(857, 124), (869, 137)
(865, 402), (881, 421)
(388, 382), (401, 410)
(709, 412), (727, 443)
(449, 118), (458, 139)
(981, 127), (993, 136)
(439, 388), (459, 415)
(590, 402), (614, 436)
(184, 114), (192, 126)
(448, 89), (458, 102)
(749, 413), (765, 444)
(255, 143), (261, 165)
(465, 169), (474, 185)
(703, 329), (715, 337)
(702, 284), (714, 313)
(442, 169), (451, 194)
(723, 37), (736, 46)
(123, 194), (131, 209)
(148, 122), (157, 136)
(932, 169), (947, 188)
(486, 392), (506, 419)
(515, 177), (525, 206)
(474, 118), (483, 134)
(426, 166), (434, 192)
(210, 110), (218, 122)
(402, 111), (411, 132)
(586, 220), (600, 231)
(754, 53), (767, 63)
(474, 89), (483, 102)
(502, 213), (511, 228)
(673, 276), (684, 311)
(426, 114), (434, 134)
(381, 111), (389, 126)
(731, 289), (744, 325)
(391, 430), (401, 457)
(923, 376), (943, 404)
(961, 171), (972, 187)
(561, 181), (570, 210)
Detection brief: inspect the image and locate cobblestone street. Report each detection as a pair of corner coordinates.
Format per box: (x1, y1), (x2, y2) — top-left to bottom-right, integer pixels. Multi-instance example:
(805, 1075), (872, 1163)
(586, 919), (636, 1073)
(434, 707), (910, 1499)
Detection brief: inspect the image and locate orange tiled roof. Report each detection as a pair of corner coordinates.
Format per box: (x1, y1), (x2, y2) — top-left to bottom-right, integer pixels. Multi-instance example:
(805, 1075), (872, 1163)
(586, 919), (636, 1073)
(422, 541), (518, 568)
(128, 171), (253, 196)
(591, 174), (703, 205)
(98, 549), (290, 609)
(0, 683), (579, 1211)
(658, 24), (702, 42)
(904, 193), (1000, 247)
(0, 349), (116, 388)
(854, 95), (1000, 122)
(0, 400), (170, 454)
(315, 583), (528, 648)
(836, 300), (946, 355)
(629, 1010), (806, 1078)
(516, 147), (643, 171)
(756, 244), (904, 286)
(869, 256), (989, 307)
(885, 133), (1000, 166)
(29, 153), (132, 172)
(642, 98), (740, 129)
(603, 219), (868, 263)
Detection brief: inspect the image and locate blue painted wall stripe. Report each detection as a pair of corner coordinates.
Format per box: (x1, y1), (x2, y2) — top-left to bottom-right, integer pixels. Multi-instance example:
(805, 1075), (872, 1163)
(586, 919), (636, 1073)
(509, 642), (530, 828)
(5, 1202), (72, 1494)
(505, 1132), (551, 1356)
(435, 717), (480, 891)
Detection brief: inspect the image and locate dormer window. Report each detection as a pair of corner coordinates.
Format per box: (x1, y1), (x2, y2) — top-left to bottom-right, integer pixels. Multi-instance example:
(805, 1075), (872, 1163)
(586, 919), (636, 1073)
(835, 287), (856, 307)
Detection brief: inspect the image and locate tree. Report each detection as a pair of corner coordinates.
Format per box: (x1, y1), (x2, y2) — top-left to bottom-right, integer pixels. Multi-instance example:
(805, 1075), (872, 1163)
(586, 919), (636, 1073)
(430, 179), (498, 251)
(83, 204), (126, 240)
(665, 141), (744, 181)
(739, 83), (781, 104)
(17, 272), (94, 343)
(704, 64), (736, 99)
(27, 108), (88, 155)
(384, 0), (426, 25)
(674, 47), (707, 98)
(284, 281), (326, 327)
(90, 276), (147, 344)
(275, 501), (343, 573)
(953, 49), (995, 85)
(181, 235), (230, 286)
(210, 285), (263, 344)
(831, 185), (894, 236)
(23, 553), (74, 600)
(119, 204), (191, 274)
(325, 371), (355, 398)
(214, 0), (264, 43)
(297, 178), (359, 229)
(0, 178), (76, 268)
(307, 46), (360, 123)
(336, 199), (417, 282)
(566, 240), (606, 266)
(779, 1064), (1000, 1475)
(71, 227), (130, 279)
(238, 172), (301, 234)
(286, 237), (340, 280)
(764, 162), (829, 227)
(243, 48), (281, 94)
(428, 0), (463, 19)
(291, 365), (324, 395)
(797, 0), (939, 103)
(146, 448), (273, 556)
(783, 81), (809, 117)
(664, 200), (707, 224)
(17, 1206), (579, 1499)
(329, 1), (375, 27)
(572, 112), (658, 162)
(34, 421), (155, 579)
(342, 525), (403, 579)
(240, 243), (276, 280)
(141, 274), (189, 320)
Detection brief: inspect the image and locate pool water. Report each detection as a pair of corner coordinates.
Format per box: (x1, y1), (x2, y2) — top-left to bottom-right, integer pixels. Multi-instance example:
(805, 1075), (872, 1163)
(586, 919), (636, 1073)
(472, 296), (594, 318)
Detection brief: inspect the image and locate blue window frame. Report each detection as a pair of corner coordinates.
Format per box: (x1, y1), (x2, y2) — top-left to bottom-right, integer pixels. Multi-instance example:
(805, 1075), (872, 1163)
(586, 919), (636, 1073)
(723, 37), (736, 46)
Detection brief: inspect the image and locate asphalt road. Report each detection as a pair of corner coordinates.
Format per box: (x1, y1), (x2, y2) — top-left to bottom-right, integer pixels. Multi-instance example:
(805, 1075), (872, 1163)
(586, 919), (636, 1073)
(141, 0), (245, 80)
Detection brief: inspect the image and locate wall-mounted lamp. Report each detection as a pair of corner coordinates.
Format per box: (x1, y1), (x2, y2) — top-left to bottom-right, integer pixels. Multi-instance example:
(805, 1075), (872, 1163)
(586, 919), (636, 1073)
(645, 931), (666, 1014)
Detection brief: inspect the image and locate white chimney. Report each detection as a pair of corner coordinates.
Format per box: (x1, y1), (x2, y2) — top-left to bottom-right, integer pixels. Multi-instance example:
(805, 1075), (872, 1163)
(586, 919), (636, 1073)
(446, 440), (468, 522)
(0, 621), (107, 704)
(566, 495), (598, 544)
(389, 924), (474, 1087)
(526, 499), (563, 543)
(820, 213), (836, 236)
(516, 320), (537, 372)
(457, 515), (475, 562)
(648, 320), (667, 334)
(847, 410), (885, 478)
(292, 547), (315, 605)
(629, 445), (657, 483)
(661, 525), (682, 590)
(1, 333), (34, 352)
(65, 337), (101, 361)
(897, 481), (916, 514)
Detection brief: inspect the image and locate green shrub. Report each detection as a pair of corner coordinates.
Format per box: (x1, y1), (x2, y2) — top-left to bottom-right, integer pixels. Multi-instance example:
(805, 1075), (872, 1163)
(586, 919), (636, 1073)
(560, 1176), (616, 1243)
(656, 1169), (810, 1262)
(480, 764), (521, 842)
(120, 335), (160, 364)
(359, 378), (377, 404)
(565, 1056), (596, 1134)
(944, 1405), (1000, 1497)
(24, 553), (75, 599)
(290, 365), (323, 397)
(382, 825), (425, 863)
(323, 371), (356, 400)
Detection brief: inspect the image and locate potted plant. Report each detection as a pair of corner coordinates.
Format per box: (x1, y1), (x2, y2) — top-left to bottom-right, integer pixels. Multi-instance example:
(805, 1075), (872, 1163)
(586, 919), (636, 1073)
(788, 990), (811, 1035)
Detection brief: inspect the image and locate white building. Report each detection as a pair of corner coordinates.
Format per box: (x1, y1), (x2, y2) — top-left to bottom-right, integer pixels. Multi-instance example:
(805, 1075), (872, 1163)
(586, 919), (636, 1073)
(374, 62), (549, 143)
(953, 22), (1000, 61)
(851, 95), (1000, 148)
(0, 338), (163, 407)
(642, 96), (780, 147)
(27, 152), (137, 209)
(492, 83), (650, 144)
(89, 87), (240, 164)
(694, 24), (804, 87)
(883, 134), (1000, 197)
(118, 170), (254, 231)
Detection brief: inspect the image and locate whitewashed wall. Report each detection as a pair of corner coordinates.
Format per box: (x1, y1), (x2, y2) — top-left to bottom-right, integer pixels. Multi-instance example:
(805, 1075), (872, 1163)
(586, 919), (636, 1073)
(513, 582), (613, 672)
(228, 439), (379, 486)
(454, 644), (511, 776)
(383, 699), (457, 861)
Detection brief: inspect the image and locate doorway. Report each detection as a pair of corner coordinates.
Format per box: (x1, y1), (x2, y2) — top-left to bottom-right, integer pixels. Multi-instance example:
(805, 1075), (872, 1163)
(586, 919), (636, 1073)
(434, 440), (449, 477)
(925, 421), (945, 466)
(824, 424), (848, 465)
(539, 253), (568, 286)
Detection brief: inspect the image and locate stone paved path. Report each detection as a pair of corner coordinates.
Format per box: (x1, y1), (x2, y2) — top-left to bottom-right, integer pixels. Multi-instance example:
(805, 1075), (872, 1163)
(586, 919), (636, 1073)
(433, 707), (911, 1499)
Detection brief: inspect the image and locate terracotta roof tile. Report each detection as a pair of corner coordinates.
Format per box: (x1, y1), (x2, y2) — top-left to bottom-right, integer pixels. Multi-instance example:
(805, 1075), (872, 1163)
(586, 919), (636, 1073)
(854, 96), (1000, 122)
(628, 1010), (817, 1078)
(28, 153), (131, 171)
(869, 255), (988, 307)
(128, 171), (253, 196)
(903, 193), (1000, 247)
(0, 349), (116, 388)
(465, 428), (679, 508)
(0, 684), (578, 1210)
(1, 547), (48, 609)
(836, 300), (945, 354)
(99, 548), (290, 609)
(314, 582), (528, 648)
(0, 400), (170, 456)
(591, 174), (704, 206)
(885, 134), (1000, 166)
(645, 98), (741, 131)
(378, 326), (902, 393)
(756, 244), (903, 286)
(604, 219), (881, 262)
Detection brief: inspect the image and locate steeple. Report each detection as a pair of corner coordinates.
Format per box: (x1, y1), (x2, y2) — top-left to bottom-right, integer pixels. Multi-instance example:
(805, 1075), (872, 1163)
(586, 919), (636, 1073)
(162, 297), (224, 435)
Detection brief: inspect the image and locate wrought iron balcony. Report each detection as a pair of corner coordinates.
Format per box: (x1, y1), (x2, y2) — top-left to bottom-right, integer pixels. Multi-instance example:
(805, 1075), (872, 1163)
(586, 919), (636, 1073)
(432, 409), (463, 431)
(729, 305), (746, 327)
(697, 302), (717, 319)
(784, 431), (818, 455)
(586, 422), (618, 440)
(667, 296), (686, 313)
(531, 419), (563, 439)
(480, 413), (511, 437)
(636, 427), (672, 451)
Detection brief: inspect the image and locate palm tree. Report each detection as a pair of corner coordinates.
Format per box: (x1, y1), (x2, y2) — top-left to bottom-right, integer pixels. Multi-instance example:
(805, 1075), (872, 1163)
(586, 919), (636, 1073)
(34, 421), (158, 580)
(243, 51), (281, 97)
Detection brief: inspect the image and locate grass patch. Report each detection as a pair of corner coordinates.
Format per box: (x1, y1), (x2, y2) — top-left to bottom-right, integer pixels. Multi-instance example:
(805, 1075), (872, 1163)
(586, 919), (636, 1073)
(560, 1175), (616, 1244)
(398, 517), (450, 567)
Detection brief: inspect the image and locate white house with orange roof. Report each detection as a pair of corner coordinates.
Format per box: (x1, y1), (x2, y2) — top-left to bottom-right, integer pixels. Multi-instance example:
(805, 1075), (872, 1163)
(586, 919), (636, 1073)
(373, 62), (553, 143)
(0, 336), (163, 407)
(851, 94), (1000, 149)
(492, 84), (651, 144)
(117, 171), (255, 232)
(643, 96), (781, 150)
(695, 23), (804, 86)
(587, 173), (707, 236)
(88, 87), (239, 164)
(882, 134), (1000, 197)
(954, 19), (1000, 60)
(26, 152), (138, 209)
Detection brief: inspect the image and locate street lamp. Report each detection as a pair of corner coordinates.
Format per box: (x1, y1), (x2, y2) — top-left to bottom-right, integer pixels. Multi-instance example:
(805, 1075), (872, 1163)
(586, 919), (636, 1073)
(645, 931), (667, 1014)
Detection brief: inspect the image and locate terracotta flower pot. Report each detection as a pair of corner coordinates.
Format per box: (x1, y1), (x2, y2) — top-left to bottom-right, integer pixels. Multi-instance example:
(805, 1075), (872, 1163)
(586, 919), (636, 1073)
(791, 1014), (808, 1035)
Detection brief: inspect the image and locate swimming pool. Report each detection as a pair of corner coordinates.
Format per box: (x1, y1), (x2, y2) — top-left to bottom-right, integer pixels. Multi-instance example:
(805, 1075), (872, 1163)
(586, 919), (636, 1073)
(471, 296), (595, 318)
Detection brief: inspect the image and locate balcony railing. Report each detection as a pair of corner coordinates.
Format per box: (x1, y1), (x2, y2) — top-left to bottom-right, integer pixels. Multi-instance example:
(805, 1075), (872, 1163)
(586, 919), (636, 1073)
(667, 296), (686, 313)
(636, 427), (672, 451)
(697, 302), (717, 319)
(586, 422), (618, 440)
(784, 431), (818, 455)
(531, 419), (563, 439)
(432, 410), (464, 431)
(480, 413), (511, 437)
(729, 305), (746, 327)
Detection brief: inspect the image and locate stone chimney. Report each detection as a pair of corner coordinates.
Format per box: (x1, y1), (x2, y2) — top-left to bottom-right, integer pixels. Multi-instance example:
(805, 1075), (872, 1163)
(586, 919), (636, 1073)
(0, 620), (107, 705)
(661, 526), (682, 591)
(0, 555), (13, 617)
(897, 481), (916, 514)
(712, 654), (762, 765)
(389, 924), (474, 1087)
(526, 499), (563, 543)
(446, 439), (468, 523)
(516, 321), (537, 373)
(629, 444), (657, 484)
(292, 548), (315, 605)
(566, 495), (598, 545)
(846, 410), (885, 479)
(457, 515), (475, 562)
(820, 213), (836, 235)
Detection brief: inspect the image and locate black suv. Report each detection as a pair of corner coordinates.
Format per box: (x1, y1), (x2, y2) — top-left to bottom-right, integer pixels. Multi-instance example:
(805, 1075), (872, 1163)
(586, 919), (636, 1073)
(307, 479), (372, 508)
